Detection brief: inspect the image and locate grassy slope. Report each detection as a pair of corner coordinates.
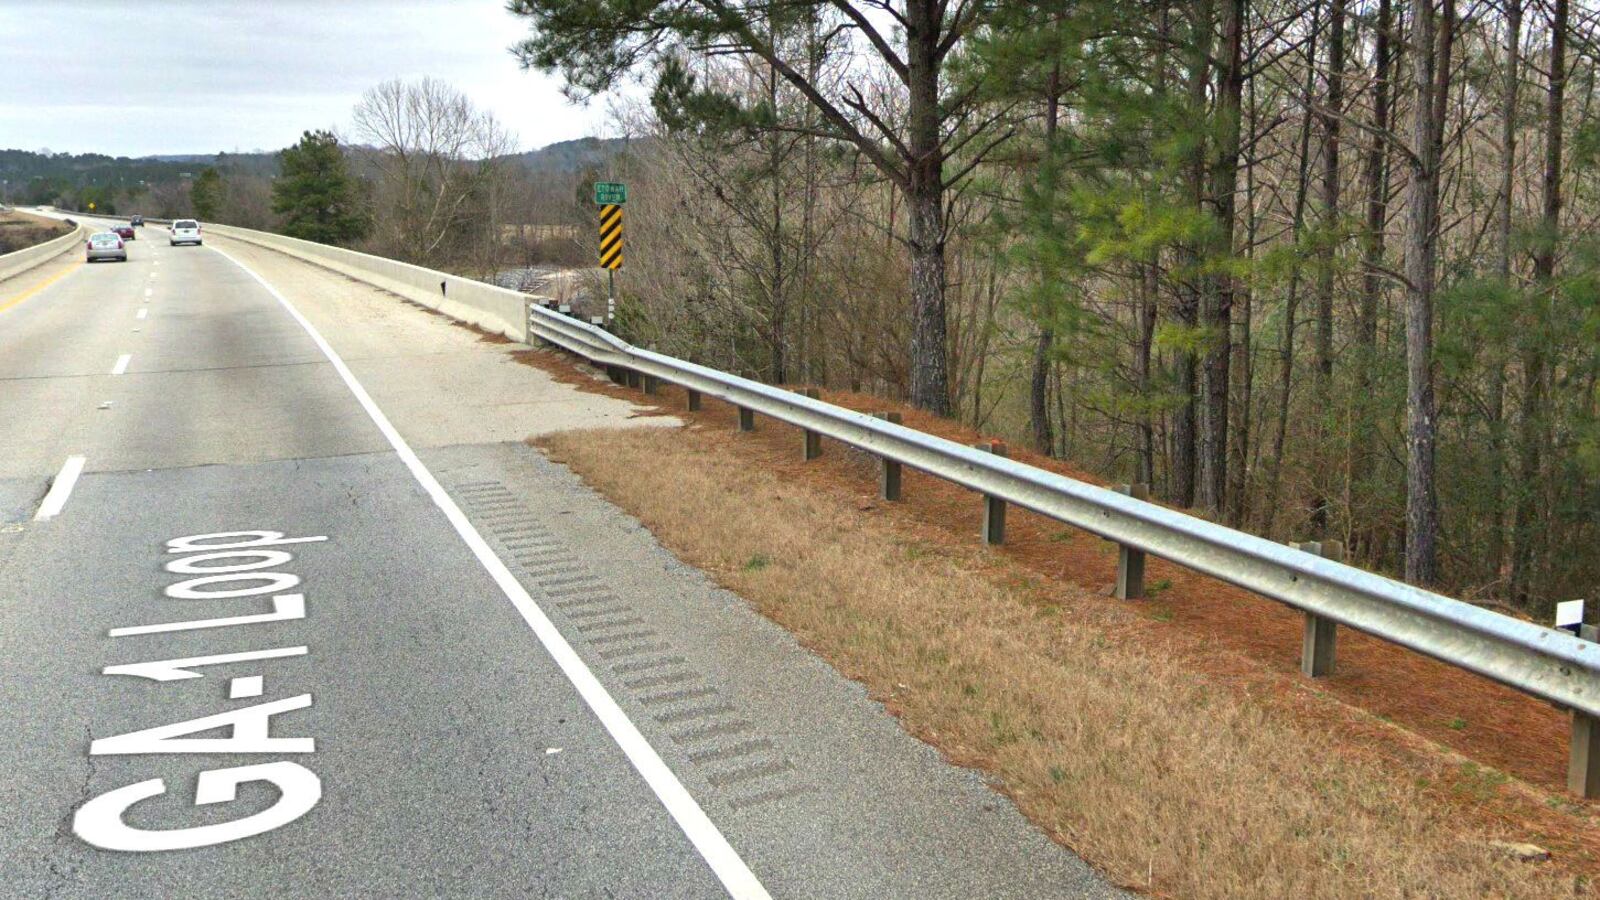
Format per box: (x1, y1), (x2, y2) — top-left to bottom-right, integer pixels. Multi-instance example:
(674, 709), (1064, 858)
(538, 418), (1592, 897)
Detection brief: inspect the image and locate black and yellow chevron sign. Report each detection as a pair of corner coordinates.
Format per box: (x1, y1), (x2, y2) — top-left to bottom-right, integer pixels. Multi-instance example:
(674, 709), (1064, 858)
(598, 204), (623, 270)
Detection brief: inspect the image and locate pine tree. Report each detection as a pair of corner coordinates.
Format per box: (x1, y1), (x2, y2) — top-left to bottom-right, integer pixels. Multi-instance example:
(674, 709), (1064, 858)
(190, 168), (222, 221)
(271, 131), (368, 246)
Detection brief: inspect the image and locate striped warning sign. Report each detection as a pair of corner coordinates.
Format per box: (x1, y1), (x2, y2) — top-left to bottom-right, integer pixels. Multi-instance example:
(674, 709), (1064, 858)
(598, 204), (623, 270)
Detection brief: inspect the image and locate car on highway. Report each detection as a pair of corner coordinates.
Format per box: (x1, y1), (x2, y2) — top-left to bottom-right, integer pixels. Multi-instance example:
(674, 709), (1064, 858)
(112, 224), (136, 241)
(130, 214), (143, 227)
(85, 232), (127, 263)
(169, 219), (202, 246)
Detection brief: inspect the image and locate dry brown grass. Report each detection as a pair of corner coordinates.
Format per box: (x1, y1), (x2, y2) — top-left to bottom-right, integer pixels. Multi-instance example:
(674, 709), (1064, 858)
(0, 210), (69, 254)
(539, 423), (1594, 898)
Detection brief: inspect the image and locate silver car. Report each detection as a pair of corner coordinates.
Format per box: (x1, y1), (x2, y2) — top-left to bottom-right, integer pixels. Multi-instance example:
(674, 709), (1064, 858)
(86, 232), (127, 263)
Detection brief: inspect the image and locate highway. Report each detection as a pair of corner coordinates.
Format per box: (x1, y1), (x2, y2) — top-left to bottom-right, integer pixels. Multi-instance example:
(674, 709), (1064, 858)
(0, 222), (1117, 898)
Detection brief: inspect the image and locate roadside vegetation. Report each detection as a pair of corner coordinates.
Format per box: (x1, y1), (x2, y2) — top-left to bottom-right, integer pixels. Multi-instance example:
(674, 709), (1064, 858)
(502, 0), (1600, 625)
(537, 406), (1595, 897)
(0, 208), (69, 254)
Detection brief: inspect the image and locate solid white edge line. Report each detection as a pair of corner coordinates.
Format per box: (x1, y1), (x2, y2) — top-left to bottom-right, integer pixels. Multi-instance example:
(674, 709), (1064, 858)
(209, 246), (771, 900)
(35, 455), (86, 521)
(110, 353), (131, 375)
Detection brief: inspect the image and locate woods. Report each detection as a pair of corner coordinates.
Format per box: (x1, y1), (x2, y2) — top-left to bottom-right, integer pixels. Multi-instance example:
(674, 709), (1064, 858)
(509, 0), (1600, 614)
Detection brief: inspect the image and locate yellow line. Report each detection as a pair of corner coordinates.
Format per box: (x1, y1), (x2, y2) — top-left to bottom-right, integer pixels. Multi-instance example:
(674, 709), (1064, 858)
(0, 260), (80, 314)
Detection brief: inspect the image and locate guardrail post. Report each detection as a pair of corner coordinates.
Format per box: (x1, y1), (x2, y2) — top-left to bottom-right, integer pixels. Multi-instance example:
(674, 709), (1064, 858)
(801, 389), (822, 460)
(978, 441), (1008, 545)
(1113, 483), (1150, 599)
(686, 389), (702, 411)
(1571, 712), (1600, 798)
(625, 370), (642, 390)
(738, 407), (755, 432)
(1293, 540), (1343, 678)
(642, 374), (660, 395)
(873, 412), (903, 501)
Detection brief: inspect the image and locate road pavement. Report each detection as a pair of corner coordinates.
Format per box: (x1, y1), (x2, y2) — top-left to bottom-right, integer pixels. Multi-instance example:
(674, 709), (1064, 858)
(0, 222), (1120, 898)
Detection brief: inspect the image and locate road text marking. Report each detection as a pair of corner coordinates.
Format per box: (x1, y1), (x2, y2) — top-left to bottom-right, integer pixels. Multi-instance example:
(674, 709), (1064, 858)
(77, 531), (326, 852)
(34, 455), (86, 520)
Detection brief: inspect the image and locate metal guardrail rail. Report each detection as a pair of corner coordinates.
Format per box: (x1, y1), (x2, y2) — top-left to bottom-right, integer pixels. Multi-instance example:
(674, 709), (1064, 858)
(529, 301), (1600, 797)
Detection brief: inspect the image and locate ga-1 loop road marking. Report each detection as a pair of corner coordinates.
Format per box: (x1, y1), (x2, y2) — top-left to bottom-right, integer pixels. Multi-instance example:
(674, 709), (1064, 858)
(213, 246), (773, 900)
(0, 262), (80, 315)
(76, 531), (328, 852)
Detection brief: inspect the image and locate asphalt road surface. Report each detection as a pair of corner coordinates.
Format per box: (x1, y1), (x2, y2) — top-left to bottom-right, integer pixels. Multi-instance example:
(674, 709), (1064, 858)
(0, 221), (1120, 899)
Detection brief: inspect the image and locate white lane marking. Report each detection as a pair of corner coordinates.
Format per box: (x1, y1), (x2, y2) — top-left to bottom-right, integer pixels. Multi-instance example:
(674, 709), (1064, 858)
(144, 288), (153, 298)
(137, 308), (148, 320)
(212, 246), (772, 900)
(111, 354), (131, 375)
(35, 455), (87, 521)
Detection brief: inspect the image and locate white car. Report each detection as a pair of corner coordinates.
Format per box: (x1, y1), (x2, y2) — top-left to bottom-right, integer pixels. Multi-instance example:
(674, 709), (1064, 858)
(169, 219), (202, 246)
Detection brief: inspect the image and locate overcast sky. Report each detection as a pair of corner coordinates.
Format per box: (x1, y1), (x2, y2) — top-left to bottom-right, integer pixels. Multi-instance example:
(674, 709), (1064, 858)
(0, 1), (633, 157)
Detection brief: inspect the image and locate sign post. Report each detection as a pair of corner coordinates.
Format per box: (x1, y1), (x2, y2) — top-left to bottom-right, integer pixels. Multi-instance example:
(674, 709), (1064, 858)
(595, 182), (625, 326)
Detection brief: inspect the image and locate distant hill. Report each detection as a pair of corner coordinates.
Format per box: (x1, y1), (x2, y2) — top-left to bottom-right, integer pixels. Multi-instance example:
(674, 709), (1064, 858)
(502, 137), (635, 174)
(142, 152), (282, 175)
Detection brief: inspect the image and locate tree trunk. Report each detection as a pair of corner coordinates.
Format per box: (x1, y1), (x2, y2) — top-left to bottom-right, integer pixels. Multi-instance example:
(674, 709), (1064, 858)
(1228, 73), (1260, 528)
(1139, 260), (1159, 487)
(1511, 0), (1564, 607)
(904, 0), (952, 415)
(1173, 0), (1214, 508)
(1031, 64), (1064, 455)
(1401, 0), (1453, 586)
(1311, 0), (1346, 535)
(1486, 0), (1520, 586)
(1265, 4), (1322, 536)
(1354, 0), (1394, 562)
(1198, 0), (1243, 515)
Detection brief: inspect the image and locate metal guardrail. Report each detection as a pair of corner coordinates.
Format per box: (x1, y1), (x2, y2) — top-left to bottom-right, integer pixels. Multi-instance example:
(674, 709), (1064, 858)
(528, 301), (1600, 797)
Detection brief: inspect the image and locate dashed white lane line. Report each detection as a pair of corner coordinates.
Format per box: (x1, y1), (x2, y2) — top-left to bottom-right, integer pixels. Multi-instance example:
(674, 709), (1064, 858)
(110, 354), (131, 376)
(212, 246), (773, 900)
(34, 455), (86, 521)
(136, 308), (147, 320)
(143, 287), (152, 298)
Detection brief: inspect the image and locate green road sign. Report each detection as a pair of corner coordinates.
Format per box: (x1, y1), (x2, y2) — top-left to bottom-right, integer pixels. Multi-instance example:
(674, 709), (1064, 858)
(594, 182), (627, 205)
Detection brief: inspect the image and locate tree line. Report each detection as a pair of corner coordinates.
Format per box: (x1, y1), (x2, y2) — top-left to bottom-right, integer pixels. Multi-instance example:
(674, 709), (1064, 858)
(510, 0), (1600, 614)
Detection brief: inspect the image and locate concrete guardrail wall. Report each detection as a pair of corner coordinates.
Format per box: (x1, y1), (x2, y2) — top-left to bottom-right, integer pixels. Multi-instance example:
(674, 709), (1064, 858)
(199, 223), (532, 343)
(0, 220), (88, 284)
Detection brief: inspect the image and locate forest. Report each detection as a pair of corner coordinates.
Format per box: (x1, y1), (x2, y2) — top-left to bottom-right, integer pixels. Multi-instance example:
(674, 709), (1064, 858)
(504, 0), (1600, 617)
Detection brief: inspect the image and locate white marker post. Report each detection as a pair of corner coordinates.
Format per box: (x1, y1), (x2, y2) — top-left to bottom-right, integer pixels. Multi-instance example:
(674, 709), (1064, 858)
(1556, 599), (1586, 638)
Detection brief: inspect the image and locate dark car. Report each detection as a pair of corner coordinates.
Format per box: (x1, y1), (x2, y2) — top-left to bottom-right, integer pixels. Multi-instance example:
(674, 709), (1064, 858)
(130, 215), (144, 227)
(112, 224), (135, 241)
